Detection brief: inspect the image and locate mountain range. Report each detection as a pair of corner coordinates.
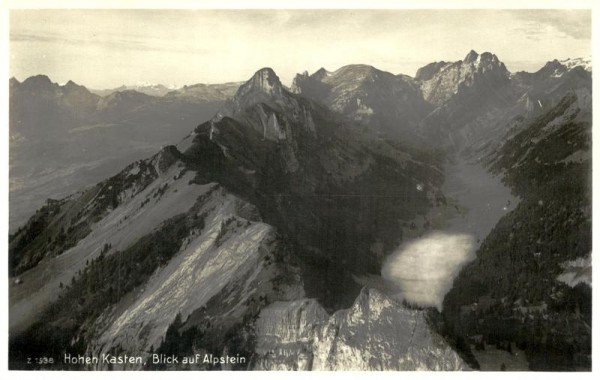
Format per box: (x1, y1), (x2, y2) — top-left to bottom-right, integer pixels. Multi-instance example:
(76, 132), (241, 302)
(8, 50), (592, 371)
(9, 76), (242, 231)
(90, 82), (242, 99)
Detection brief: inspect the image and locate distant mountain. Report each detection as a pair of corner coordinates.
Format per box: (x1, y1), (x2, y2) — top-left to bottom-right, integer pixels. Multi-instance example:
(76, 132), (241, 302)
(290, 51), (591, 149)
(9, 75), (225, 231)
(418, 50), (511, 106)
(559, 57), (592, 72)
(91, 83), (177, 97)
(10, 75), (101, 137)
(165, 82), (242, 101)
(91, 81), (241, 100)
(291, 64), (432, 142)
(511, 60), (592, 113)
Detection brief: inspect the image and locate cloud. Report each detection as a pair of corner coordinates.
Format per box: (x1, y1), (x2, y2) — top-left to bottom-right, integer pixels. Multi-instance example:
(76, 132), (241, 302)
(511, 9), (591, 40)
(10, 31), (211, 55)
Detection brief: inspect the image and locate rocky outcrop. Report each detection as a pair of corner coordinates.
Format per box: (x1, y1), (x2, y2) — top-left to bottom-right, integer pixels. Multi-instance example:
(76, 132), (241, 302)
(414, 61), (450, 82)
(291, 64), (432, 141)
(254, 288), (467, 370)
(418, 50), (510, 107)
(87, 186), (299, 369)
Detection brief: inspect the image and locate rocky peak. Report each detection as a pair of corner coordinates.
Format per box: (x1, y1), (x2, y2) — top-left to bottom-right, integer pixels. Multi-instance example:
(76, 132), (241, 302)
(290, 72), (309, 94)
(62, 80), (91, 95)
(21, 74), (55, 92)
(542, 59), (566, 71)
(415, 61), (449, 81)
(290, 68), (330, 94)
(237, 67), (283, 98)
(463, 50), (507, 74)
(63, 80), (81, 89)
(464, 49), (479, 64)
(419, 50), (511, 106)
(529, 59), (570, 81)
(218, 67), (294, 123)
(22, 74), (52, 85)
(312, 67), (330, 80)
(560, 57), (592, 72)
(254, 287), (468, 370)
(479, 52), (508, 72)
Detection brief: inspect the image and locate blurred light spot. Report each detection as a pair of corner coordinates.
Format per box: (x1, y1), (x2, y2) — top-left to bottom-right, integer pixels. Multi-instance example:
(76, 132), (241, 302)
(382, 231), (475, 310)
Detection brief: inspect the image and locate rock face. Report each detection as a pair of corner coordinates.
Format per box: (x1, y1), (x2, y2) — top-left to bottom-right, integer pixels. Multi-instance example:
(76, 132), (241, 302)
(418, 50), (510, 107)
(414, 61), (449, 82)
(254, 288), (467, 370)
(291, 64), (432, 142)
(9, 148), (210, 334)
(87, 186), (301, 369)
(221, 68), (286, 116)
(416, 51), (514, 147)
(290, 51), (591, 150)
(416, 51), (592, 150)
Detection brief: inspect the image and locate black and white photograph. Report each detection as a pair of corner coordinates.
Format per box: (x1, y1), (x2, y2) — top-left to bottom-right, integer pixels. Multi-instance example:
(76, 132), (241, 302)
(2, 1), (595, 375)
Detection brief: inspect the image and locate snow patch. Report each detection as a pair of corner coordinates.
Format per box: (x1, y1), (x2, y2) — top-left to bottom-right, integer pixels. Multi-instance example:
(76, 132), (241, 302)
(560, 57), (592, 72)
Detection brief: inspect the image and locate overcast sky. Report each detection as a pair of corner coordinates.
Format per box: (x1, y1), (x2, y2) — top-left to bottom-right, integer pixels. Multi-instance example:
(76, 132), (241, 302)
(9, 9), (591, 89)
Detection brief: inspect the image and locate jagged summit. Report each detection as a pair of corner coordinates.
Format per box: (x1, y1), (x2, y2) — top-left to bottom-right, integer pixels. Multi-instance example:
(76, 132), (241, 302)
(294, 64), (381, 87)
(479, 52), (506, 68)
(236, 67), (283, 97)
(290, 63), (432, 142)
(217, 67), (294, 123)
(463, 50), (506, 71)
(536, 58), (591, 76)
(418, 50), (510, 107)
(313, 67), (330, 79)
(538, 59), (567, 75)
(464, 49), (479, 64)
(17, 75), (93, 95)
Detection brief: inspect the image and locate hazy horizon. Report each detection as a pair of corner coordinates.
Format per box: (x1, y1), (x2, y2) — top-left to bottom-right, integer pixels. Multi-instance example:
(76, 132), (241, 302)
(10, 9), (592, 89)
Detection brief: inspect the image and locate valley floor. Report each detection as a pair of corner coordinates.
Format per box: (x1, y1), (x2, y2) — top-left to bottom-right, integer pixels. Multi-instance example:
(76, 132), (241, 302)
(381, 154), (519, 309)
